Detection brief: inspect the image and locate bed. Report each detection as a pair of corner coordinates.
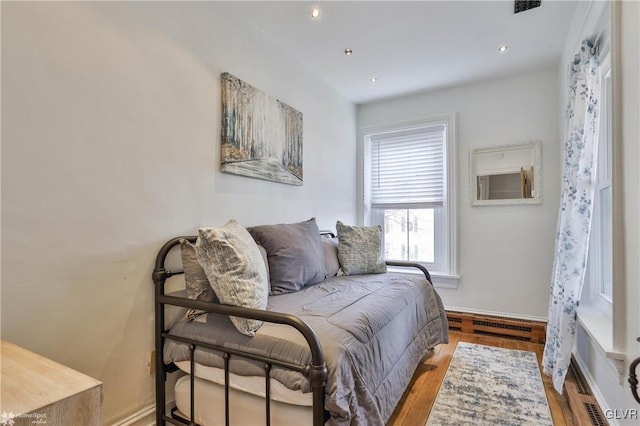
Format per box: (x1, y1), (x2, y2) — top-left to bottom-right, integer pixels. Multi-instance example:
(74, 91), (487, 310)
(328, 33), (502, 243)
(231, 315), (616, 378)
(153, 220), (448, 426)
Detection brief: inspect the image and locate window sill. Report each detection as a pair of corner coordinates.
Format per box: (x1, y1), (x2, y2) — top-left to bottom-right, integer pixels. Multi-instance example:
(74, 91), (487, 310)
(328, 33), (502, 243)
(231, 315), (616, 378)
(386, 266), (459, 289)
(431, 273), (460, 289)
(576, 307), (625, 375)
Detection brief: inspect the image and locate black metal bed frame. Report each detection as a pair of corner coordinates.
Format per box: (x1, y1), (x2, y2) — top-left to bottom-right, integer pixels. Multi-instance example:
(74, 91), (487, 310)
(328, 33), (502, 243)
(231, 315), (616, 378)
(153, 235), (433, 426)
(153, 236), (328, 426)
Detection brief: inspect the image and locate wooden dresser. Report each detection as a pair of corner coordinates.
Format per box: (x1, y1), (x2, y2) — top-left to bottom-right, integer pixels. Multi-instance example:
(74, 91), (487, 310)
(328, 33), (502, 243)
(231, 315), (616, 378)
(0, 340), (103, 425)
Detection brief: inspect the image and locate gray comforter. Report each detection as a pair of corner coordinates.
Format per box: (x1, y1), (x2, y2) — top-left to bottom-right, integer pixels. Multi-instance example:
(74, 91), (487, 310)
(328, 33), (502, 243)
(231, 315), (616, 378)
(164, 271), (448, 425)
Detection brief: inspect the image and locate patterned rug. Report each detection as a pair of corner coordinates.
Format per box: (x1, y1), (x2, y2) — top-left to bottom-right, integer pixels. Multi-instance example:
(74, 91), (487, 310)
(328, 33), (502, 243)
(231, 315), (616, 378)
(425, 342), (553, 426)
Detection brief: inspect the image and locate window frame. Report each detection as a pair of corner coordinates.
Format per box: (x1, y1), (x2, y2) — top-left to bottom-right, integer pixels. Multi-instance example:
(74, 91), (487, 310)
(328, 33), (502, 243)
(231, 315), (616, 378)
(583, 51), (613, 318)
(357, 115), (458, 287)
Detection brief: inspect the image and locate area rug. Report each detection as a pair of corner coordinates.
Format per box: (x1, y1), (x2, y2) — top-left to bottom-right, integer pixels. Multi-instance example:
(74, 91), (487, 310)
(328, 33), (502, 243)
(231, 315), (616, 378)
(425, 342), (553, 426)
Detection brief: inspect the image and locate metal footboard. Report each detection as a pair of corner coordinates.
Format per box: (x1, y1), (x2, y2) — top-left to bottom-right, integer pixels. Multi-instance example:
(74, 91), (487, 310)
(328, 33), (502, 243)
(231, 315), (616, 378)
(153, 236), (328, 426)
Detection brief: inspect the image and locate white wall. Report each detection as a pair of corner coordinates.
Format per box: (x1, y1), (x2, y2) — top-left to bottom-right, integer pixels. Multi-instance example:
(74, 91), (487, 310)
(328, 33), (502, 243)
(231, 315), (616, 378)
(1, 2), (356, 423)
(357, 67), (560, 320)
(620, 0), (640, 417)
(568, 1), (640, 423)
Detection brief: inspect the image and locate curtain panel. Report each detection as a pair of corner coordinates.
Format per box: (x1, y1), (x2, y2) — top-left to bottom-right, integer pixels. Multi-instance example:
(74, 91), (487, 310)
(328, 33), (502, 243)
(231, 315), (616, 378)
(542, 39), (601, 393)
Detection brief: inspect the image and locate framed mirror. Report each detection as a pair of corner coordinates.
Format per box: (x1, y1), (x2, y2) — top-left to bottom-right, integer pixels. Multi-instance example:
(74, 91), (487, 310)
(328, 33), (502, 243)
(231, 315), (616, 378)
(470, 141), (542, 206)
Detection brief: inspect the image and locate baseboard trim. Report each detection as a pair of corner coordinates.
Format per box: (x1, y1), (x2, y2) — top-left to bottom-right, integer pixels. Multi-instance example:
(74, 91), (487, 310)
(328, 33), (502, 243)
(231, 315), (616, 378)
(445, 306), (548, 323)
(109, 404), (155, 426)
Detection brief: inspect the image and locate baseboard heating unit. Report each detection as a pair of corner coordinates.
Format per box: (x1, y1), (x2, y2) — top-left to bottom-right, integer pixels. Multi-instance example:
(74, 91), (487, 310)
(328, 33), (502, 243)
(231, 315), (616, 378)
(565, 358), (609, 426)
(446, 310), (546, 343)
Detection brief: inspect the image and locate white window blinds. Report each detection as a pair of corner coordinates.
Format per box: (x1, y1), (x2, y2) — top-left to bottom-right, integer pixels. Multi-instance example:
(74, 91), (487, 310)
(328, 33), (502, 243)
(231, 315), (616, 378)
(370, 125), (445, 208)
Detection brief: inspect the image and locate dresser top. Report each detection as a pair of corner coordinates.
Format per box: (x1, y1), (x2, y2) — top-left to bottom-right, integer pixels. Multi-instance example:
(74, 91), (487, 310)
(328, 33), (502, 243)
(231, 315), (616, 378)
(0, 340), (102, 415)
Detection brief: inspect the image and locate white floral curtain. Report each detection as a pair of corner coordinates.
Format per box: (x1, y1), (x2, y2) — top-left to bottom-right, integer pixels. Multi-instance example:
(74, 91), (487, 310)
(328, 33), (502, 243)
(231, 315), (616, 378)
(543, 39), (601, 393)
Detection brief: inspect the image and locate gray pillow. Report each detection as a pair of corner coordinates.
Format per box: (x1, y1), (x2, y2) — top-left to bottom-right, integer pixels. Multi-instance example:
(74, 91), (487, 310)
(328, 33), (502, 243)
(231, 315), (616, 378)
(256, 244), (270, 284)
(248, 218), (325, 295)
(180, 239), (219, 321)
(336, 221), (387, 275)
(194, 220), (269, 336)
(322, 237), (340, 278)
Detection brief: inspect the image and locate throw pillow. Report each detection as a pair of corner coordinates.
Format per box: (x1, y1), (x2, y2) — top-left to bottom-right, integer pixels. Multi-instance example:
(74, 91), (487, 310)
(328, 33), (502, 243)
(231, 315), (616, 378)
(180, 239), (219, 321)
(256, 244), (271, 284)
(336, 221), (387, 275)
(194, 220), (269, 336)
(248, 218), (325, 295)
(322, 236), (340, 278)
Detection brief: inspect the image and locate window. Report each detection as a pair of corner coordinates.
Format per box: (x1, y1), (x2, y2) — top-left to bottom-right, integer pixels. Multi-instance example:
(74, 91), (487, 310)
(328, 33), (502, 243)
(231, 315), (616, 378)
(583, 52), (612, 316)
(383, 209), (434, 262)
(359, 116), (457, 285)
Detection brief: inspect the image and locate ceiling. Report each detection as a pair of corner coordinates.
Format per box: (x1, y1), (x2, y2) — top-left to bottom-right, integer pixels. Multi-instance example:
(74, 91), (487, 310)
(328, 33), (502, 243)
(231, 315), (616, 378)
(218, 1), (580, 104)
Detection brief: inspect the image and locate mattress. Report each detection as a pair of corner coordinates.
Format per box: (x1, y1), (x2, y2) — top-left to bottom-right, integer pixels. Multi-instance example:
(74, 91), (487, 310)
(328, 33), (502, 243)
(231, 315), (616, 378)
(174, 360), (312, 406)
(174, 374), (313, 426)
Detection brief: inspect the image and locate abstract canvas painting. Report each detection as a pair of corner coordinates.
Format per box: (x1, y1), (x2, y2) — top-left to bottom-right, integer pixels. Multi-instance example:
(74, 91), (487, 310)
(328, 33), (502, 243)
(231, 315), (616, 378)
(221, 73), (303, 185)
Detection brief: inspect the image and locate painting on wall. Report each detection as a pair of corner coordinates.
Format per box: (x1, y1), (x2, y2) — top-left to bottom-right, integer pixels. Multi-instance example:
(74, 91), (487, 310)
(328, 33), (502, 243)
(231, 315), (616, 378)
(221, 72), (303, 186)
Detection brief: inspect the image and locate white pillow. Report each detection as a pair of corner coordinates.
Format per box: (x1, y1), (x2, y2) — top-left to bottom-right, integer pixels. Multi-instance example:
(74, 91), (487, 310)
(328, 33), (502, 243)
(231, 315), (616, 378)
(194, 220), (269, 336)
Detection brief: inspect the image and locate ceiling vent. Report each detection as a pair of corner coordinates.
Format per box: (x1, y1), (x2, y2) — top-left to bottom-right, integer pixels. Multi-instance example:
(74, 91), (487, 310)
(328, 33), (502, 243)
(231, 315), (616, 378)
(514, 1), (541, 14)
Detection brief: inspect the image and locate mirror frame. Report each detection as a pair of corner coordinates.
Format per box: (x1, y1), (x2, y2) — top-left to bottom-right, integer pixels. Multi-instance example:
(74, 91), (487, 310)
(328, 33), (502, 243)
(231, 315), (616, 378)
(470, 141), (542, 206)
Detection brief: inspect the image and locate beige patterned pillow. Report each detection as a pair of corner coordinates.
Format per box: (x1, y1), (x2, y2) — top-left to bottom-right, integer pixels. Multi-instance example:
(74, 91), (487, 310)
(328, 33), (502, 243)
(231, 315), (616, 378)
(336, 221), (387, 275)
(194, 220), (269, 336)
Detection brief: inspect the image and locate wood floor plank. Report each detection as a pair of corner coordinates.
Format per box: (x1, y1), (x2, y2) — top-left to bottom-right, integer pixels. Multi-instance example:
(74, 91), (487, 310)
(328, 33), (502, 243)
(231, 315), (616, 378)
(392, 340), (455, 426)
(400, 342), (455, 426)
(387, 331), (574, 426)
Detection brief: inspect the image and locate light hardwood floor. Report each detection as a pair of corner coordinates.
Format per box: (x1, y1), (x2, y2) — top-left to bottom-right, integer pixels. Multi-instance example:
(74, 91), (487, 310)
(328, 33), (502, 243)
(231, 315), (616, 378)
(387, 330), (575, 426)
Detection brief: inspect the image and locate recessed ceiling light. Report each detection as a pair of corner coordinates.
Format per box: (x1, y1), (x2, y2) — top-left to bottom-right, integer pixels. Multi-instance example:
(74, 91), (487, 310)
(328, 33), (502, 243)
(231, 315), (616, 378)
(498, 45), (508, 53)
(310, 8), (320, 19)
(370, 77), (377, 83)
(344, 48), (353, 56)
